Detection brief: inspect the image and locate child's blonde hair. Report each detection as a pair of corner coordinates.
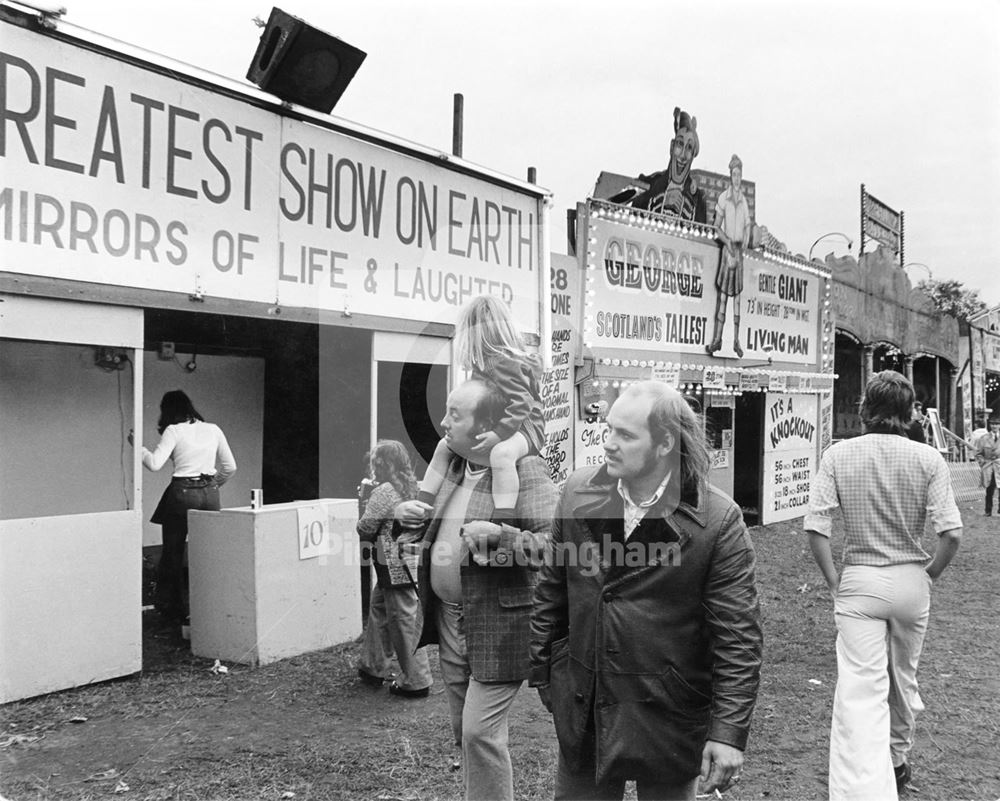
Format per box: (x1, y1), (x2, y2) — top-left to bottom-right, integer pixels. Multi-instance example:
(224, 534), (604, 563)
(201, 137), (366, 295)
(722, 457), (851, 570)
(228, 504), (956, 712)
(456, 295), (528, 371)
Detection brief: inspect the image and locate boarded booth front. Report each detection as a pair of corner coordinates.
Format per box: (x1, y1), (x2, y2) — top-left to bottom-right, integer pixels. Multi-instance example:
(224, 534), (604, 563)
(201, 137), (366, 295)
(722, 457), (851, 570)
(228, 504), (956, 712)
(0, 7), (549, 701)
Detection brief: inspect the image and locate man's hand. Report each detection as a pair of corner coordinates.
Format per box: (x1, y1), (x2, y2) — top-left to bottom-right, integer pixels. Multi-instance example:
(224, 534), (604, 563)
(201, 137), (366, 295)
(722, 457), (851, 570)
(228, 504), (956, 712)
(536, 684), (552, 712)
(699, 740), (743, 794)
(460, 520), (502, 565)
(394, 500), (433, 527)
(471, 430), (502, 455)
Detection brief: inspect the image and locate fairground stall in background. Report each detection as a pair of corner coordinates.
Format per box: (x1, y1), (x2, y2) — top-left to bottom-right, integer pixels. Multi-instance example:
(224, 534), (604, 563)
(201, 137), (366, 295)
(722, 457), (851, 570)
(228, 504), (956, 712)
(829, 187), (959, 443)
(0, 4), (549, 701)
(830, 249), (959, 441)
(962, 306), (1000, 437)
(566, 156), (833, 525)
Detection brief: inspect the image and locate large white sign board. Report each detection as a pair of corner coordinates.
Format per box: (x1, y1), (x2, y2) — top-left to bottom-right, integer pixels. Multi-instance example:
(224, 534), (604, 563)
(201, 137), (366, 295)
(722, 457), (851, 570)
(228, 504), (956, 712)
(1, 24), (541, 328)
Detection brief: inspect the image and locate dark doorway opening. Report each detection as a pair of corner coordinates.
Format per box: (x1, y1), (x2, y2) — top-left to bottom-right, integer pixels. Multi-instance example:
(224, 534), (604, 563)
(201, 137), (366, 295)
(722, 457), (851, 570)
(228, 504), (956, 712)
(734, 393), (763, 523)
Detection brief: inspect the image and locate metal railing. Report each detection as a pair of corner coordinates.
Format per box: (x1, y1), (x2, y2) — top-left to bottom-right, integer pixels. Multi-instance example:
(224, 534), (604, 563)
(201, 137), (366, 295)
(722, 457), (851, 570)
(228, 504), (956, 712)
(942, 427), (984, 502)
(942, 427), (973, 463)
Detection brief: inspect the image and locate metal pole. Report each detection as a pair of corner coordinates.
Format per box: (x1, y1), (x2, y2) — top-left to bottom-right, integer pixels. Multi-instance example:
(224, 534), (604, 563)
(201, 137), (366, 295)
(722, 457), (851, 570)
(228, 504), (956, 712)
(452, 93), (464, 158)
(859, 184), (866, 257)
(969, 325), (977, 428)
(900, 210), (905, 268)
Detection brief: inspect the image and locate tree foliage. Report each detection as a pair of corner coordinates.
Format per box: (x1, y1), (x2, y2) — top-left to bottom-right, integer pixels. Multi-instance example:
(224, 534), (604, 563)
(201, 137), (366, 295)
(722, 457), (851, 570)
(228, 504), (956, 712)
(916, 278), (988, 324)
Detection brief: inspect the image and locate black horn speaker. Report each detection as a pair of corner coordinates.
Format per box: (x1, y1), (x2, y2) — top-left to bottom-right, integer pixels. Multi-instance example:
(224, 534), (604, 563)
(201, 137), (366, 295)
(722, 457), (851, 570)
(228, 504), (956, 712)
(247, 8), (366, 114)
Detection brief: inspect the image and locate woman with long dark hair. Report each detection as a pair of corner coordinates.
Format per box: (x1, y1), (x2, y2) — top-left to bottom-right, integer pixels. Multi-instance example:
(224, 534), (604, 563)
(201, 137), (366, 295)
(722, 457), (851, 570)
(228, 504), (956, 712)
(139, 390), (237, 627)
(356, 440), (432, 698)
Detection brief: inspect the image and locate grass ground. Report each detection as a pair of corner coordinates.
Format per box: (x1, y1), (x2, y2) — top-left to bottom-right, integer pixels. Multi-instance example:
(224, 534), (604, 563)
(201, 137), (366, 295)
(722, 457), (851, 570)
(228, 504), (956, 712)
(2, 500), (999, 800)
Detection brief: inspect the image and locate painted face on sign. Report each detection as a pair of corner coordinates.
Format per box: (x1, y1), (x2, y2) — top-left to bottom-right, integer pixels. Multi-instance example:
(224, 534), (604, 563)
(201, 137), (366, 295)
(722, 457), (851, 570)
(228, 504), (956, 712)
(730, 165), (742, 193)
(669, 128), (698, 187)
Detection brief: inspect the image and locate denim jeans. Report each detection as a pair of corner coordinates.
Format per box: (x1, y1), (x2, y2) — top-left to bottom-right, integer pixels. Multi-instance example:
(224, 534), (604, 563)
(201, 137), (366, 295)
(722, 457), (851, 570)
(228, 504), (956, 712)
(153, 477), (220, 622)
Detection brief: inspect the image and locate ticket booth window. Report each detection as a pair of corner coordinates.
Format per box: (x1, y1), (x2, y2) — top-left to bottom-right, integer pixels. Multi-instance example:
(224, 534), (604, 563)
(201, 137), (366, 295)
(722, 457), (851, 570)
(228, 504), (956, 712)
(0, 339), (134, 520)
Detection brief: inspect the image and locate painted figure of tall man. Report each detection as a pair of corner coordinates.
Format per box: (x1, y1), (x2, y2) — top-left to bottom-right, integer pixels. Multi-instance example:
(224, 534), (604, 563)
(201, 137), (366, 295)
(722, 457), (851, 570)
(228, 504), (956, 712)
(530, 381), (763, 800)
(707, 154), (751, 356)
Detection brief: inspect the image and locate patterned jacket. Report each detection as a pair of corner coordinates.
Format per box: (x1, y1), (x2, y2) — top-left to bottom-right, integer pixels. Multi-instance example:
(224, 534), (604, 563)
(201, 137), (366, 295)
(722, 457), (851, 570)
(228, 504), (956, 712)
(415, 454), (558, 681)
(357, 482), (413, 588)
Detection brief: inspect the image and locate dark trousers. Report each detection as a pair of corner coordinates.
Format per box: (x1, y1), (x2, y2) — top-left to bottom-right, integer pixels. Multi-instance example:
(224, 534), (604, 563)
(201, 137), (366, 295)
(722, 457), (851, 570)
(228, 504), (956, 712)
(555, 751), (697, 801)
(155, 517), (190, 622)
(987, 474), (997, 515)
(152, 478), (220, 623)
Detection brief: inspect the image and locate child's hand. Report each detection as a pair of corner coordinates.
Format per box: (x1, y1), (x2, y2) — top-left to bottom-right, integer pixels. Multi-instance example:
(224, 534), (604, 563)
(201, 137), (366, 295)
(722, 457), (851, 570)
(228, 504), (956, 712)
(471, 431), (502, 454)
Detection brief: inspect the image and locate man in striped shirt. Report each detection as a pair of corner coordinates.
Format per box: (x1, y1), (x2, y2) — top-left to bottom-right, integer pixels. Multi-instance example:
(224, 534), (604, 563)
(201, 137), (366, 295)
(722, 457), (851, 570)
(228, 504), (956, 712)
(804, 370), (962, 800)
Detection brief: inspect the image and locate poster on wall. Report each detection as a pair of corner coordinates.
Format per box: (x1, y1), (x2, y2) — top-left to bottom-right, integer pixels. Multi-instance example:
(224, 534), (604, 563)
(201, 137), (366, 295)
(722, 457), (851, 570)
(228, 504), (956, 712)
(581, 202), (820, 365)
(541, 325), (573, 486)
(761, 393), (818, 524)
(0, 23), (543, 329)
(577, 421), (609, 470)
(820, 391), (834, 453)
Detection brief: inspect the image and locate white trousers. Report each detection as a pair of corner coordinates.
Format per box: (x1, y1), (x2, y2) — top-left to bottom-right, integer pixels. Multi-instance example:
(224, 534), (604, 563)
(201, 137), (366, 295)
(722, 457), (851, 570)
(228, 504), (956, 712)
(830, 563), (931, 801)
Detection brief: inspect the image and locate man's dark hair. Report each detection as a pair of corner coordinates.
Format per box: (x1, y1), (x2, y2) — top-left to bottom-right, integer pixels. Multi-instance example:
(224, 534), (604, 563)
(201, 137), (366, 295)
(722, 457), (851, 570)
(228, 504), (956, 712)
(860, 371), (914, 435)
(468, 378), (508, 434)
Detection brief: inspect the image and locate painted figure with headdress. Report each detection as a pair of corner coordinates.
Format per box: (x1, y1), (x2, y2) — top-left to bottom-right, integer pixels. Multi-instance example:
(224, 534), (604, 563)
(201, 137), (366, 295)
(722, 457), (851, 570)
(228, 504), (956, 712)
(613, 107), (707, 223)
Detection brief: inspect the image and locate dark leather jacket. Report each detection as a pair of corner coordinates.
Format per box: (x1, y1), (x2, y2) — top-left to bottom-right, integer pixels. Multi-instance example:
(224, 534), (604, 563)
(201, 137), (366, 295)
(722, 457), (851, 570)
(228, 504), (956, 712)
(529, 465), (763, 785)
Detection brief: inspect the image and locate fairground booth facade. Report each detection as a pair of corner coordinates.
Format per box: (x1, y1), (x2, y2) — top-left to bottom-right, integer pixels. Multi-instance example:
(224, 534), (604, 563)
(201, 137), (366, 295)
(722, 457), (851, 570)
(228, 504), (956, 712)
(0, 6), (549, 701)
(565, 120), (834, 527)
(829, 188), (959, 443)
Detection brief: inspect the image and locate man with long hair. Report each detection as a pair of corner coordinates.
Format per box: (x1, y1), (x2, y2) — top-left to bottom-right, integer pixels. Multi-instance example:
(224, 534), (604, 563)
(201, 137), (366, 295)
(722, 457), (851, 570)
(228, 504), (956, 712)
(530, 381), (762, 800)
(805, 371), (962, 799)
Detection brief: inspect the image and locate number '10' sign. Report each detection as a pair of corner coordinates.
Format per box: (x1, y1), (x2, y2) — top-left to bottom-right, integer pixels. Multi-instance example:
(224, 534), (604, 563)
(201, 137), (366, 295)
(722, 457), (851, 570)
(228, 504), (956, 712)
(298, 505), (332, 560)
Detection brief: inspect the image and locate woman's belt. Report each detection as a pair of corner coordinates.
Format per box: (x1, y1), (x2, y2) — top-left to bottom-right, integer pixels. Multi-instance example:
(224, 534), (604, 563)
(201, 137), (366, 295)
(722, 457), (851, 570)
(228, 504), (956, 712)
(171, 474), (217, 487)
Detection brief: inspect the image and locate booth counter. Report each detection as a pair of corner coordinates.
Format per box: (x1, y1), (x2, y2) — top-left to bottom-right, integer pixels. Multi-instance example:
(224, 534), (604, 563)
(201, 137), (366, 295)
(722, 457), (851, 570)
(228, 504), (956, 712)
(188, 499), (362, 667)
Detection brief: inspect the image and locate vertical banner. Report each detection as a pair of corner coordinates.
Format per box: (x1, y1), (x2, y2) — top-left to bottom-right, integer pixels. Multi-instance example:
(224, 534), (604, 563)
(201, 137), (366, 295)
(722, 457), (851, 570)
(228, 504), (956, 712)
(761, 393), (819, 524)
(541, 327), (573, 486)
(541, 260), (576, 487)
(542, 254), (578, 487)
(819, 391), (834, 454)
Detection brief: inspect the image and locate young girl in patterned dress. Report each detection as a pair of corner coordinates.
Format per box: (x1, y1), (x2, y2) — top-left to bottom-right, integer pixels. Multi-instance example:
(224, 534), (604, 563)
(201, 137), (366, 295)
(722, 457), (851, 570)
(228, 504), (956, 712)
(419, 295), (545, 523)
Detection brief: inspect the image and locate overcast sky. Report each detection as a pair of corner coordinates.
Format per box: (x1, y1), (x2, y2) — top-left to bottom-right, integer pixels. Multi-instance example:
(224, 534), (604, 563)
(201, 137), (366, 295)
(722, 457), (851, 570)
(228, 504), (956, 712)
(66, 0), (1000, 306)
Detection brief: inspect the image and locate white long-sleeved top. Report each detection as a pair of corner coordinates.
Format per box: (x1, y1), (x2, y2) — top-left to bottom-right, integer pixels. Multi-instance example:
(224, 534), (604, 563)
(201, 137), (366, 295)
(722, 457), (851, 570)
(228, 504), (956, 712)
(142, 421), (237, 481)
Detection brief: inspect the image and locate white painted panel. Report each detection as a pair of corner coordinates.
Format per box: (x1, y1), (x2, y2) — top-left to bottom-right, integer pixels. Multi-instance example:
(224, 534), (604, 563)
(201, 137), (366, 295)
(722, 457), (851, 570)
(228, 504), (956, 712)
(0, 510), (142, 703)
(0, 295), (142, 347)
(373, 331), (451, 365)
